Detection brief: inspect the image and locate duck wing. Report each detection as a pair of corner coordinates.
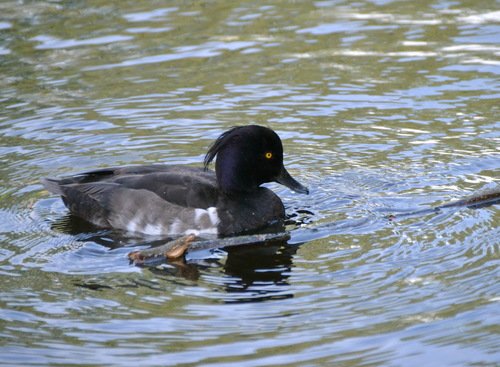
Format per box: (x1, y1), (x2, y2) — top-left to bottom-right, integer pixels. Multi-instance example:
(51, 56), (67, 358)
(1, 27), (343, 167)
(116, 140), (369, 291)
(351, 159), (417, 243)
(113, 171), (218, 208)
(42, 165), (219, 209)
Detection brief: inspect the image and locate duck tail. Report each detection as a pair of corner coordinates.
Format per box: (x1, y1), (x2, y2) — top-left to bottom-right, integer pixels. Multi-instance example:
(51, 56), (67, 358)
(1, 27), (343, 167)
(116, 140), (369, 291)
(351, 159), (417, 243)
(40, 178), (63, 195)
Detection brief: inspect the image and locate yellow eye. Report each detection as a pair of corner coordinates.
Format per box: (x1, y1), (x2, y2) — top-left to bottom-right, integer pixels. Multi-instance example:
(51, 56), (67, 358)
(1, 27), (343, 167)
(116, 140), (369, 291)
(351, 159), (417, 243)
(265, 152), (273, 159)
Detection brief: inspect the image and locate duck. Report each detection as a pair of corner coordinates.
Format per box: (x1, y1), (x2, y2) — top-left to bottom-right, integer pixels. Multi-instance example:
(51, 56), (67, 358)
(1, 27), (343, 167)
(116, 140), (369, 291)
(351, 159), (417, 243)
(42, 125), (309, 237)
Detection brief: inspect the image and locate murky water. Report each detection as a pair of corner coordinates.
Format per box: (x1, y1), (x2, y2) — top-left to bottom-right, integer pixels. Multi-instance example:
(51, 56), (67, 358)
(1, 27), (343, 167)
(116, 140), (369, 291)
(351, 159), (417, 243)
(1, 0), (499, 366)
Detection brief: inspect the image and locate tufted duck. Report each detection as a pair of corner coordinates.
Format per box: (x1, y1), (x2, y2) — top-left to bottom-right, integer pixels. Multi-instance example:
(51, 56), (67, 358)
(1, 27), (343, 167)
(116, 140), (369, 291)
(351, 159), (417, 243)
(42, 125), (309, 237)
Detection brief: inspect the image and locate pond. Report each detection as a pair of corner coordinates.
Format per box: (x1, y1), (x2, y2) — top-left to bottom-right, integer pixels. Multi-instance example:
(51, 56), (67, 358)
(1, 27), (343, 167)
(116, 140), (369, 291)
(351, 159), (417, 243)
(0, 0), (499, 366)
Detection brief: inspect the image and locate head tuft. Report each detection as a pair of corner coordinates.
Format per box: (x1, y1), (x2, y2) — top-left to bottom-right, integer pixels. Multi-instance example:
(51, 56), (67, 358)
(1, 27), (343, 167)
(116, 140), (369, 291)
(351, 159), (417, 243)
(204, 126), (245, 170)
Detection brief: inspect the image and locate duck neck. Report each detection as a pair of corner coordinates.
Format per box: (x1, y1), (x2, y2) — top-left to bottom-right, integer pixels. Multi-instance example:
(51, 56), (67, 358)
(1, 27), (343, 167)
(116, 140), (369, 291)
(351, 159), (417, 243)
(215, 154), (259, 194)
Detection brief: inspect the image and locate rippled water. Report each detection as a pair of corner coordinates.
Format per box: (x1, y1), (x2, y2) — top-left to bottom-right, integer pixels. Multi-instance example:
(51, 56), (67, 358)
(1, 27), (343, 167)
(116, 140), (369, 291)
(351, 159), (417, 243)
(1, 1), (499, 366)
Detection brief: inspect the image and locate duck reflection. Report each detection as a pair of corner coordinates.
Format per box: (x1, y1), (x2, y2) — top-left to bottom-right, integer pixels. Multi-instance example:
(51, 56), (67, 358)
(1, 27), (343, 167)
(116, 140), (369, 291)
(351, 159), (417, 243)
(52, 214), (298, 301)
(221, 241), (297, 302)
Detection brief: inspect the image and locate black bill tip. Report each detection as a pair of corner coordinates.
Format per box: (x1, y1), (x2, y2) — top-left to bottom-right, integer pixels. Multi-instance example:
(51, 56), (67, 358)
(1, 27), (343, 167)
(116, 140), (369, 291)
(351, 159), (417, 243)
(276, 168), (309, 194)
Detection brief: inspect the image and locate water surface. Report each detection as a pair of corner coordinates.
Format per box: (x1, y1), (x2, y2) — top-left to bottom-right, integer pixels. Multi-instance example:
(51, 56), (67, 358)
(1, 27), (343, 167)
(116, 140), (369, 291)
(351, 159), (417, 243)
(1, 1), (499, 366)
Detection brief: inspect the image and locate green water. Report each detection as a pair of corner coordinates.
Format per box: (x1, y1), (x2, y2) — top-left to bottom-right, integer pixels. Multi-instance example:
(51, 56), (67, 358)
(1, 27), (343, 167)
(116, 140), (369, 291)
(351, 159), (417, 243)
(0, 1), (499, 366)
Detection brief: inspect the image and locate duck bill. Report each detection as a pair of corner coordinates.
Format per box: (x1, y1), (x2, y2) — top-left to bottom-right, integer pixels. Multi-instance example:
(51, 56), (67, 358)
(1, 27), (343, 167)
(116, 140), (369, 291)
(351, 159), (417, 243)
(276, 167), (309, 194)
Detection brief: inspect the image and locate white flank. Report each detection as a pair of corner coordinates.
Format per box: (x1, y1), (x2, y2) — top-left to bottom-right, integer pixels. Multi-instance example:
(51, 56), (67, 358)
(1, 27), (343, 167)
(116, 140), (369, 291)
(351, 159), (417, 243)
(143, 223), (164, 236)
(169, 218), (182, 234)
(187, 227), (218, 235)
(125, 208), (220, 236)
(126, 218), (139, 233)
(207, 207), (220, 226)
(194, 208), (206, 224)
(184, 207), (220, 235)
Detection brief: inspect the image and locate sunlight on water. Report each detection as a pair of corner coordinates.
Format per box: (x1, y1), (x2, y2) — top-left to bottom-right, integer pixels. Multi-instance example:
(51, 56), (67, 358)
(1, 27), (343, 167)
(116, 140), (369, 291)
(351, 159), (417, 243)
(0, 0), (499, 366)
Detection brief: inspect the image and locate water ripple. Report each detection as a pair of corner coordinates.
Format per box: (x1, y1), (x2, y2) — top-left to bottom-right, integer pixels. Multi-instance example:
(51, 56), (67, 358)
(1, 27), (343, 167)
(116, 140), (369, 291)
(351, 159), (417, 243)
(0, 0), (499, 365)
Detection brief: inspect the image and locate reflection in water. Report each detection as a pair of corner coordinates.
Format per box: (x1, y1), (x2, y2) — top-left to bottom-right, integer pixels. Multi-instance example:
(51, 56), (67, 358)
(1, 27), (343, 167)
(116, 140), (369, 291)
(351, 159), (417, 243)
(149, 258), (202, 281)
(151, 240), (297, 303)
(48, 185), (499, 303)
(222, 241), (296, 302)
(52, 213), (297, 300)
(1, 0), (499, 365)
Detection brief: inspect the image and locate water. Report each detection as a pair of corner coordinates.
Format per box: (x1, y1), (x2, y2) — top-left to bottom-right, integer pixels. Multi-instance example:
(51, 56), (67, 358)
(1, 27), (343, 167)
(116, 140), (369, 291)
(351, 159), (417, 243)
(1, 0), (499, 366)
